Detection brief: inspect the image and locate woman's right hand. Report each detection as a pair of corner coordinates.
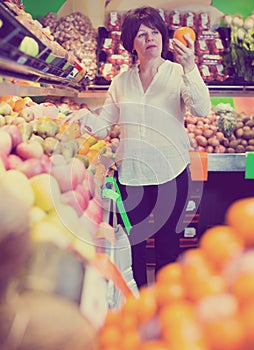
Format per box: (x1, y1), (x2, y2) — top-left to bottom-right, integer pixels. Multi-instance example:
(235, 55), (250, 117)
(59, 108), (89, 132)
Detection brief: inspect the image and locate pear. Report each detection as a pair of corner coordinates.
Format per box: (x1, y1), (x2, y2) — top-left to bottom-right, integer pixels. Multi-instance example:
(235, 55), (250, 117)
(36, 121), (59, 138)
(42, 137), (61, 156)
(29, 173), (61, 212)
(17, 122), (33, 141)
(0, 101), (12, 115)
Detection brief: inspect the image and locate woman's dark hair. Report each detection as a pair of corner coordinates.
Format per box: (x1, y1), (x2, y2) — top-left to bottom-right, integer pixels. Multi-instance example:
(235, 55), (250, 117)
(121, 7), (168, 58)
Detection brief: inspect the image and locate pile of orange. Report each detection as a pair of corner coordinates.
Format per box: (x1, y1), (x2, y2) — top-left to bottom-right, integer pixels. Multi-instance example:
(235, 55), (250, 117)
(98, 197), (254, 350)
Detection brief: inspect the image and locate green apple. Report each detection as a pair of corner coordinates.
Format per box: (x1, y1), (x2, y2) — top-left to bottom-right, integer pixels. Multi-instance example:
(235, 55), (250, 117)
(19, 36), (39, 57)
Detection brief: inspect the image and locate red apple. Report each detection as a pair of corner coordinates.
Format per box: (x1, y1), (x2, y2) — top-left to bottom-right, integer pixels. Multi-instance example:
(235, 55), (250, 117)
(16, 140), (44, 160)
(0, 131), (12, 155)
(61, 190), (87, 217)
(82, 172), (95, 199)
(8, 154), (23, 169)
(75, 183), (90, 210)
(67, 157), (87, 184)
(50, 163), (79, 193)
(1, 125), (22, 149)
(17, 158), (45, 178)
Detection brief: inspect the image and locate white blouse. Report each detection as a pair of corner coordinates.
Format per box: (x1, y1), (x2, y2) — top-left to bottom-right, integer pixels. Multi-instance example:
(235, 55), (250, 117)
(84, 60), (211, 186)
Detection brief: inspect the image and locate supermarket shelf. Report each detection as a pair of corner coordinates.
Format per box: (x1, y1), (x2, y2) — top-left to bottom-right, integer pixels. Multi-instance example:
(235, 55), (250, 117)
(0, 57), (84, 93)
(0, 82), (78, 97)
(208, 85), (254, 97)
(208, 153), (246, 172)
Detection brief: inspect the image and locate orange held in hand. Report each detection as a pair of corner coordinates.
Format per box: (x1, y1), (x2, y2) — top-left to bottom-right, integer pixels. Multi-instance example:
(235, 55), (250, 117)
(173, 26), (196, 46)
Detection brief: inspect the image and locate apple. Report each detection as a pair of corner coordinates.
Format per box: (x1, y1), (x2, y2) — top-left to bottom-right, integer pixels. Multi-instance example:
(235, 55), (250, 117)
(50, 163), (79, 193)
(16, 140), (44, 160)
(1, 169), (34, 209)
(75, 183), (90, 210)
(50, 154), (67, 167)
(29, 173), (61, 212)
(50, 203), (81, 238)
(19, 36), (39, 57)
(0, 152), (9, 171)
(1, 125), (22, 149)
(0, 130), (12, 155)
(61, 190), (87, 217)
(17, 158), (45, 178)
(82, 172), (95, 199)
(8, 154), (23, 169)
(67, 157), (87, 184)
(40, 154), (51, 173)
(29, 205), (47, 225)
(30, 218), (71, 248)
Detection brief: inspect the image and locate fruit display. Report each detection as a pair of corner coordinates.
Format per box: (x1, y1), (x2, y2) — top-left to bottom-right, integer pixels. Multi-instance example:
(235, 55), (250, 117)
(185, 103), (254, 153)
(98, 196), (254, 350)
(0, 94), (123, 258)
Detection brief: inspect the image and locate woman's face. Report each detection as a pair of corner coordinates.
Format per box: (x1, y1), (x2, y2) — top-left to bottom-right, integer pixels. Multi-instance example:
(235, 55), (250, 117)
(133, 23), (163, 60)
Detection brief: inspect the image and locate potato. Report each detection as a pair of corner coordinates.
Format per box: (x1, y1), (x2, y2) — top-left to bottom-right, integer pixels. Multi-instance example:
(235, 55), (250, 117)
(226, 147), (235, 153)
(235, 128), (244, 138)
(229, 139), (240, 148)
(246, 145), (254, 152)
(235, 144), (245, 153)
(248, 139), (254, 146)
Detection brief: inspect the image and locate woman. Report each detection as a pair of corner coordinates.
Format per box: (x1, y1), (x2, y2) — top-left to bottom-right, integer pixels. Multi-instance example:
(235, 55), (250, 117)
(67, 7), (211, 287)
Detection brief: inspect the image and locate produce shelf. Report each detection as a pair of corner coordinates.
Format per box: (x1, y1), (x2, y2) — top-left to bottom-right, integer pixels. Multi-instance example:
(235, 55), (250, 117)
(208, 153), (246, 172)
(0, 57), (84, 92)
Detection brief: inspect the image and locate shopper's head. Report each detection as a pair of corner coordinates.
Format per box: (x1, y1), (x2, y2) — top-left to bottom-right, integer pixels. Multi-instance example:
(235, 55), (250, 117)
(121, 6), (168, 58)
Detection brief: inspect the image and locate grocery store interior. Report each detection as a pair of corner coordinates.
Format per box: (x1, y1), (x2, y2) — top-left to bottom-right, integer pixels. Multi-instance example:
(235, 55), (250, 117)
(1, 0), (254, 349)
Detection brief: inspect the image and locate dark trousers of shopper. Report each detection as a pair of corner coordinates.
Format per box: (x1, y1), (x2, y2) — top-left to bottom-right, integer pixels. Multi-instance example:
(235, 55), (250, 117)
(115, 166), (191, 288)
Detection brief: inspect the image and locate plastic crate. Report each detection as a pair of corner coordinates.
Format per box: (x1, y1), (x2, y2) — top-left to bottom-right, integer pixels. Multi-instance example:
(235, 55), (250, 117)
(0, 3), (50, 60)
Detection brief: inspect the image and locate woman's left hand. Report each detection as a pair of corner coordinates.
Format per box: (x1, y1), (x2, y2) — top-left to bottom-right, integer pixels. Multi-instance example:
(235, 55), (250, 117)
(172, 35), (196, 74)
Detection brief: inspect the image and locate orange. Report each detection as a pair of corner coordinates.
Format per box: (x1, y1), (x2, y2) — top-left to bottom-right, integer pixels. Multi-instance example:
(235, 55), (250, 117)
(121, 331), (141, 350)
(136, 286), (157, 323)
(173, 26), (196, 46)
(240, 302), (254, 346)
(139, 340), (169, 350)
(202, 317), (245, 350)
(98, 324), (121, 348)
(78, 140), (90, 156)
(226, 197), (254, 247)
(230, 273), (254, 306)
(155, 281), (186, 307)
(156, 262), (183, 284)
(199, 225), (244, 271)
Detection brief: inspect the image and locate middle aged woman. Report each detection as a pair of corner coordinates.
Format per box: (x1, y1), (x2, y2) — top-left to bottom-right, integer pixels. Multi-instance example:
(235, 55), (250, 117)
(63, 6), (211, 288)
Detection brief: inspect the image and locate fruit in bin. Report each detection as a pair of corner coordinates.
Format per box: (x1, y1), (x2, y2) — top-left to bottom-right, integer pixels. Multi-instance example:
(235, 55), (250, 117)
(19, 36), (39, 57)
(36, 120), (59, 138)
(76, 154), (90, 169)
(1, 124), (23, 149)
(29, 205), (47, 225)
(0, 101), (12, 115)
(16, 158), (45, 178)
(42, 136), (61, 156)
(61, 190), (87, 217)
(17, 122), (33, 141)
(50, 163), (79, 193)
(1, 169), (34, 209)
(16, 140), (44, 160)
(0, 130), (12, 155)
(226, 197), (254, 247)
(7, 154), (23, 169)
(29, 173), (61, 212)
(0, 154), (7, 176)
(0, 115), (6, 127)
